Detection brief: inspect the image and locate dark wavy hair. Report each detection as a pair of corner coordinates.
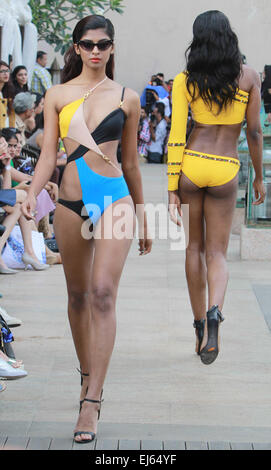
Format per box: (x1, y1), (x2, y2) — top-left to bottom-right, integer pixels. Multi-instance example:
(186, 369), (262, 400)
(0, 60), (15, 114)
(185, 11), (242, 114)
(61, 15), (115, 83)
(11, 65), (29, 93)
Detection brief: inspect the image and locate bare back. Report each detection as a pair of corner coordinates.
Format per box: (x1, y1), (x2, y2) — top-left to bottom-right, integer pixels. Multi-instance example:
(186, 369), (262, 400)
(186, 65), (261, 158)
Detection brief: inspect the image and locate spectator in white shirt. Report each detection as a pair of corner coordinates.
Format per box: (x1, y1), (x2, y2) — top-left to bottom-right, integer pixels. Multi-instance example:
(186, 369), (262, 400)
(147, 102), (167, 164)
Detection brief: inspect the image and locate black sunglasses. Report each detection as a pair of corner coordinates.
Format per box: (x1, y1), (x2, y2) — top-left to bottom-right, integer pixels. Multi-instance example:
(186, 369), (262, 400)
(77, 39), (113, 52)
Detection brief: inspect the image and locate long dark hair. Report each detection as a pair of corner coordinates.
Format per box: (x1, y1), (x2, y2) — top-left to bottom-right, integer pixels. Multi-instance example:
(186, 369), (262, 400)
(185, 11), (242, 114)
(61, 15), (115, 83)
(0, 60), (15, 113)
(11, 65), (29, 93)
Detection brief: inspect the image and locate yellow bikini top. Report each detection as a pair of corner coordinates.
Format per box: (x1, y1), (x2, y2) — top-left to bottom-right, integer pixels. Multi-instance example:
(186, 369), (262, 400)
(167, 72), (249, 190)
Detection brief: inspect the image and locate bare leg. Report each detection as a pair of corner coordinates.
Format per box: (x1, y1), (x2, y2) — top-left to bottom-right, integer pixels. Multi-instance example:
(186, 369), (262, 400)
(204, 175), (238, 310)
(0, 204), (22, 268)
(179, 174), (207, 321)
(53, 202), (94, 403)
(18, 215), (42, 263)
(70, 196), (135, 442)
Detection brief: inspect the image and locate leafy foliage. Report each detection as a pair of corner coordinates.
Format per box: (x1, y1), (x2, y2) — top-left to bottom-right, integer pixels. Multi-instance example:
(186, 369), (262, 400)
(29, 0), (124, 55)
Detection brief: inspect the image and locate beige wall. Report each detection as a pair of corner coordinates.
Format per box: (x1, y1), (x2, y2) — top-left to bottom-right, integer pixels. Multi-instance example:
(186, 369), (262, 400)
(39, 0), (271, 94)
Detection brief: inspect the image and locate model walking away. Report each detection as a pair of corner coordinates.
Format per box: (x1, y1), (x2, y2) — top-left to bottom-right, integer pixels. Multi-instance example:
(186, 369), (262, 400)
(22, 15), (152, 443)
(168, 10), (265, 365)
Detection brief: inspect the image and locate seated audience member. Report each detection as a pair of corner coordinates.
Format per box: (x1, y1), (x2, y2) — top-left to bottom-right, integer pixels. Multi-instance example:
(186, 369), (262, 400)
(0, 61), (15, 129)
(1, 128), (61, 265)
(11, 66), (29, 95)
(13, 93), (36, 144)
(0, 131), (49, 273)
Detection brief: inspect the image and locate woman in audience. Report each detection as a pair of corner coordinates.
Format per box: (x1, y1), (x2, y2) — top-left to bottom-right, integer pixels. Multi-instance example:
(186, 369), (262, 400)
(0, 61), (16, 129)
(2, 128), (61, 265)
(0, 131), (49, 272)
(11, 66), (29, 95)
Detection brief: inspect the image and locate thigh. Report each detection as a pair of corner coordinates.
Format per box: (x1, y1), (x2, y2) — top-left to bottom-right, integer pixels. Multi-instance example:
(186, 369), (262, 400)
(179, 173), (205, 250)
(53, 203), (94, 293)
(204, 175), (238, 253)
(91, 196), (136, 296)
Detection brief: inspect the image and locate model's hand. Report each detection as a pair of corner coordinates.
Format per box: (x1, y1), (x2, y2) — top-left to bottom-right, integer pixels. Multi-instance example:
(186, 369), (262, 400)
(138, 221), (152, 256)
(45, 181), (58, 203)
(168, 190), (182, 226)
(21, 193), (37, 220)
(253, 178), (266, 205)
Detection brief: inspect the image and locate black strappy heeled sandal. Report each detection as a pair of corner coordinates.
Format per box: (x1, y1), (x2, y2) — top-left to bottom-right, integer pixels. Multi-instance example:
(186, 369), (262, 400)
(74, 397), (104, 444)
(77, 368), (104, 413)
(193, 318), (205, 355)
(77, 368), (89, 413)
(200, 305), (224, 365)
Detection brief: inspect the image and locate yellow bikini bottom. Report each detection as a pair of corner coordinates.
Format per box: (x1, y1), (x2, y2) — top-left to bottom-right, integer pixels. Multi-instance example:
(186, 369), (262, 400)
(181, 149), (240, 188)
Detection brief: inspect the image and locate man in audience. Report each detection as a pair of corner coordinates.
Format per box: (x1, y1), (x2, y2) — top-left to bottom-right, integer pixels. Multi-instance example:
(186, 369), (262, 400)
(31, 51), (52, 95)
(147, 102), (167, 164)
(13, 92), (36, 145)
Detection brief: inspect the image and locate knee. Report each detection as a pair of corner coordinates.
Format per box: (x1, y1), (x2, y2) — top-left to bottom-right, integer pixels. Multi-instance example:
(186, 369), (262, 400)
(186, 243), (205, 257)
(68, 290), (90, 312)
(205, 248), (227, 264)
(15, 190), (27, 204)
(91, 284), (114, 316)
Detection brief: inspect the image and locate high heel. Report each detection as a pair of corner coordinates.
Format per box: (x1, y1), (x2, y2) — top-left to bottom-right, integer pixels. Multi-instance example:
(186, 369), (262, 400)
(77, 368), (89, 413)
(0, 265), (19, 274)
(200, 305), (224, 365)
(193, 318), (205, 355)
(22, 253), (50, 271)
(74, 397), (104, 444)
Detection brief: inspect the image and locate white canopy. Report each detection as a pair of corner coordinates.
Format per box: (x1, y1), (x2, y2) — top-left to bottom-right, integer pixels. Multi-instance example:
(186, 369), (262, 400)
(0, 0), (37, 83)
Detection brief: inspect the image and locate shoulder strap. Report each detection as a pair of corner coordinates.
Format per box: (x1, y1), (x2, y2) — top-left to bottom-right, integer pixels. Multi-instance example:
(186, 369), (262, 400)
(119, 87), (125, 107)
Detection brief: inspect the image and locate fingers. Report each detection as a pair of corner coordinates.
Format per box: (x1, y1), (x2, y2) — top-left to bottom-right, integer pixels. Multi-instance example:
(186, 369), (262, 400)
(138, 238), (152, 256)
(252, 194), (266, 206)
(21, 201), (36, 221)
(168, 204), (182, 227)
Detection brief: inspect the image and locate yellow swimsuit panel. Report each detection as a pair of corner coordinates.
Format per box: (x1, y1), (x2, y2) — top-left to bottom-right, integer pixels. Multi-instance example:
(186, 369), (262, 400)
(167, 72), (249, 190)
(59, 97), (84, 140)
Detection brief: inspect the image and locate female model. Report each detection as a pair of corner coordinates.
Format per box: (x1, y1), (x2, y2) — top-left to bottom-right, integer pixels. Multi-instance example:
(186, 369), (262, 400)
(168, 11), (265, 365)
(22, 15), (152, 443)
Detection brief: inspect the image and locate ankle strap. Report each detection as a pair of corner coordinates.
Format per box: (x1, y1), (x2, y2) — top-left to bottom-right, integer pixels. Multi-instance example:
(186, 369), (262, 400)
(76, 368), (89, 377)
(84, 398), (104, 404)
(207, 305), (224, 322)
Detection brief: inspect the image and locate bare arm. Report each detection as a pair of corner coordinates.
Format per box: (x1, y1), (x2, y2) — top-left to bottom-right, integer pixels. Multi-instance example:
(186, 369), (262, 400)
(246, 70), (266, 205)
(121, 89), (152, 254)
(21, 86), (60, 219)
(246, 71), (264, 180)
(27, 86), (60, 199)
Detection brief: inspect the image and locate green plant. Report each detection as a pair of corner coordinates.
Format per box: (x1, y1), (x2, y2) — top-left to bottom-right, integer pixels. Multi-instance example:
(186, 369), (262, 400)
(29, 0), (124, 55)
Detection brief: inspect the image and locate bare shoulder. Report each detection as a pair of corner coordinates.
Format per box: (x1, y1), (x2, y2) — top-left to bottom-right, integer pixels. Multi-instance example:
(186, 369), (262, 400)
(44, 84), (64, 107)
(122, 87), (140, 116)
(242, 65), (261, 90)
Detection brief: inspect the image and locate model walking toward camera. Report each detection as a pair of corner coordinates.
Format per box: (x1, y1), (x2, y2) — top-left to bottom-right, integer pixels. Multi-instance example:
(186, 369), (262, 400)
(22, 15), (151, 443)
(168, 11), (265, 365)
